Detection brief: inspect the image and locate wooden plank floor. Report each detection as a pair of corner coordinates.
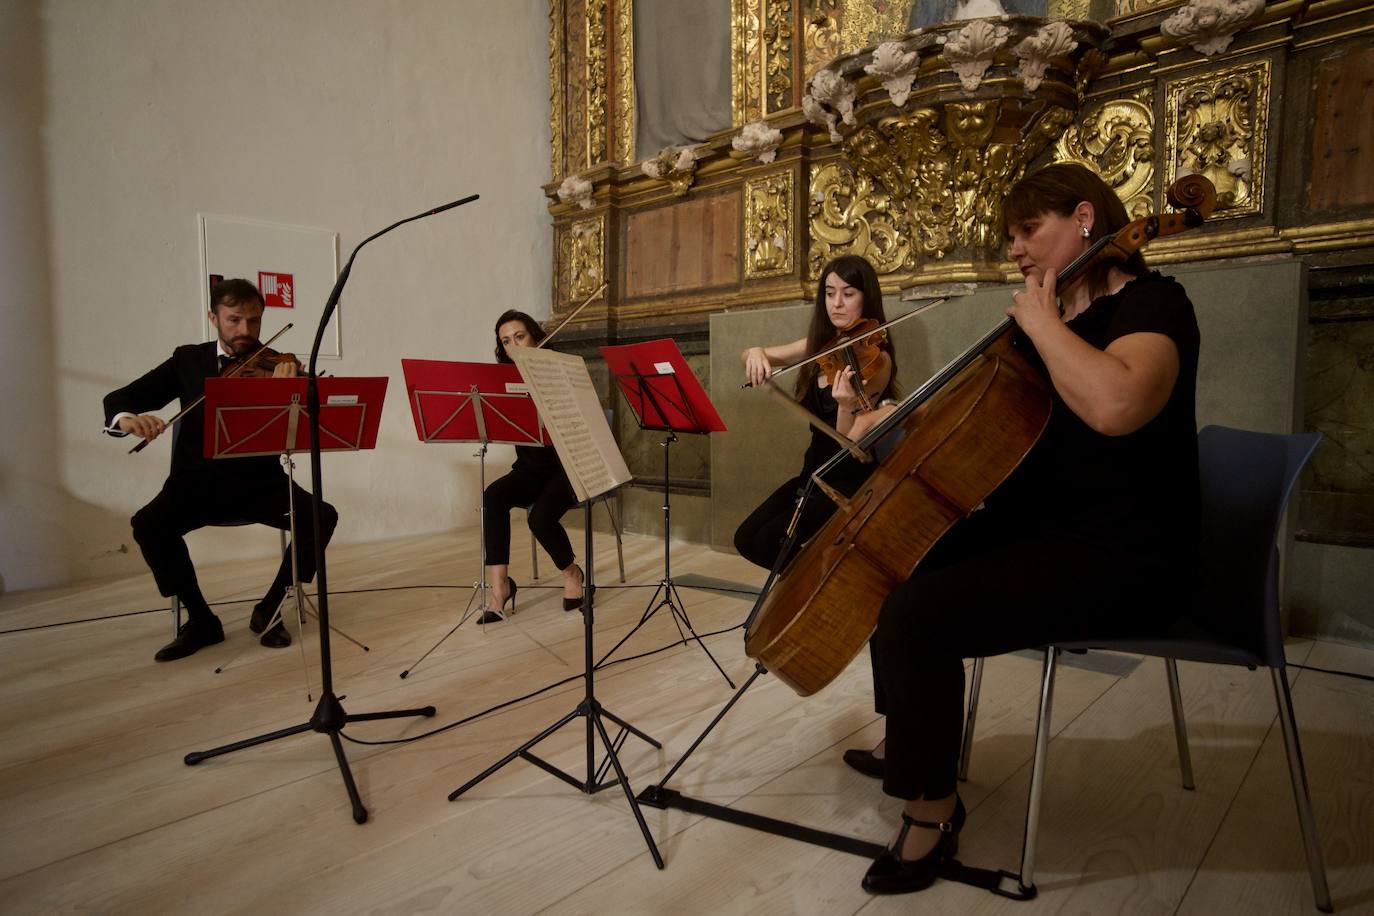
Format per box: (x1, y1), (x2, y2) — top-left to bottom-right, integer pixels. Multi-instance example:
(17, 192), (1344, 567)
(0, 527), (1370, 914)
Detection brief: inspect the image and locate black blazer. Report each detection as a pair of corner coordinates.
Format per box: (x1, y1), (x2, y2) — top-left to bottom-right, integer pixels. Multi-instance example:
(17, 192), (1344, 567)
(103, 341), (278, 476)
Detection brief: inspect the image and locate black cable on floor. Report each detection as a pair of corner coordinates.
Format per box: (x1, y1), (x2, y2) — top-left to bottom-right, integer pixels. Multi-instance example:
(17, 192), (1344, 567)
(0, 582), (658, 635)
(1290, 662), (1374, 683)
(338, 621), (747, 748)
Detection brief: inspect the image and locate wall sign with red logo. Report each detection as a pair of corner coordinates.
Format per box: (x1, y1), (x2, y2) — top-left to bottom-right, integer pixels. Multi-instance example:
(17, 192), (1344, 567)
(258, 271), (294, 309)
(200, 213), (340, 357)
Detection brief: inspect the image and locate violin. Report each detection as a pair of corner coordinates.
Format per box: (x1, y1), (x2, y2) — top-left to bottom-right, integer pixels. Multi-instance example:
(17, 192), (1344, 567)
(128, 323), (296, 454)
(224, 346), (301, 378)
(816, 318), (888, 412)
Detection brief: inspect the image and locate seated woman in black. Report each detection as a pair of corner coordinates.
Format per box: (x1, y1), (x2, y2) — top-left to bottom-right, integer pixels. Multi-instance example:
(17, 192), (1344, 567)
(853, 162), (1201, 895)
(733, 254), (897, 571)
(480, 310), (588, 623)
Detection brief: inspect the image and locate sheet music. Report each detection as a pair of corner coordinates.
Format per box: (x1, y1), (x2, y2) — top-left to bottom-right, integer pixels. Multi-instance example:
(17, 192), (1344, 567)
(508, 346), (632, 502)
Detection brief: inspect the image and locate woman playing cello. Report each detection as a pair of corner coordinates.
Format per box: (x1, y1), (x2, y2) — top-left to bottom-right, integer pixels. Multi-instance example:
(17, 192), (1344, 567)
(734, 254), (898, 570)
(855, 163), (1201, 894)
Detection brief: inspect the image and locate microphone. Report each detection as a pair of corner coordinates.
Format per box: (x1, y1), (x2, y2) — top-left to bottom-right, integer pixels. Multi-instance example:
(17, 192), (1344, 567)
(427, 194), (480, 217)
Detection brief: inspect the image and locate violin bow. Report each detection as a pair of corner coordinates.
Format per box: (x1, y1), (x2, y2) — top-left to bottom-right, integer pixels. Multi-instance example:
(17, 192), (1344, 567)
(128, 322), (295, 454)
(741, 295), (949, 389)
(536, 282), (607, 349)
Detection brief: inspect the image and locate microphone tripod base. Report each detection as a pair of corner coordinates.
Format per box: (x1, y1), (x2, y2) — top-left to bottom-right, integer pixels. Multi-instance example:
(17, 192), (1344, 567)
(183, 690), (436, 824)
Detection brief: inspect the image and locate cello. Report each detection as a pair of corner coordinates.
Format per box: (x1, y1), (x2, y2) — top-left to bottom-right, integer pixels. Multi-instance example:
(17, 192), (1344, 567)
(744, 174), (1217, 697)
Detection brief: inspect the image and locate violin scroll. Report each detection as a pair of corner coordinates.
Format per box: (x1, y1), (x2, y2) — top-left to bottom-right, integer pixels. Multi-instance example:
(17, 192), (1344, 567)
(1166, 173), (1217, 220)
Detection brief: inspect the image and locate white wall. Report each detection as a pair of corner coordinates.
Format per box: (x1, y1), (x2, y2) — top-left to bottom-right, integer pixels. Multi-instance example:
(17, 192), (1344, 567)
(2, 0), (552, 592)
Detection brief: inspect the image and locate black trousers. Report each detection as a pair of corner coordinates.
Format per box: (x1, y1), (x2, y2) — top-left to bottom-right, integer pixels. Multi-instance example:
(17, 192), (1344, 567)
(483, 465), (577, 570)
(871, 510), (1182, 801)
(131, 465), (338, 602)
(733, 474), (851, 571)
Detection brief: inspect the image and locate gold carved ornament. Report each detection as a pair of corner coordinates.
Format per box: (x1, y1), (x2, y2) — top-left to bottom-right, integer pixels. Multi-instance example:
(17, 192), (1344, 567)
(549, 0), (565, 180)
(566, 10), (590, 173)
(838, 0), (913, 57)
(613, 0), (635, 164)
(586, 0), (610, 166)
(766, 0), (795, 115)
(808, 160), (913, 277)
(1055, 87), (1156, 219)
(803, 1), (841, 81)
(1164, 58), (1271, 219)
(562, 216), (606, 304)
(733, 0), (765, 125)
(841, 101), (1074, 263)
(745, 170), (796, 278)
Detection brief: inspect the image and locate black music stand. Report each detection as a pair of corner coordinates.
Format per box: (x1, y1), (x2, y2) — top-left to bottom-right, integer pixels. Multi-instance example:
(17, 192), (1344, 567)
(448, 343), (664, 868)
(398, 359), (548, 677)
(598, 339), (733, 687)
(184, 375), (437, 824)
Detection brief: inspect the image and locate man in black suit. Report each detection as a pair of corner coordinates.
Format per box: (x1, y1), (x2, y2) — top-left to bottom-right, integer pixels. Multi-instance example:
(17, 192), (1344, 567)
(104, 278), (339, 662)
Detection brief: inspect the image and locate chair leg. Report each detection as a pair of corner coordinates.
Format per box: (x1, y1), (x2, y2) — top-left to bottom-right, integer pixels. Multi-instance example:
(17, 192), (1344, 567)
(1164, 658), (1196, 790)
(172, 596), (181, 636)
(959, 657), (984, 781)
(602, 495), (626, 583)
(1271, 667), (1334, 913)
(1019, 647), (1059, 893)
(530, 528), (539, 582)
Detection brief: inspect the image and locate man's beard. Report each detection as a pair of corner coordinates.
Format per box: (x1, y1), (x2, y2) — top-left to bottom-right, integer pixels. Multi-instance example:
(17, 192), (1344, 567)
(225, 334), (257, 355)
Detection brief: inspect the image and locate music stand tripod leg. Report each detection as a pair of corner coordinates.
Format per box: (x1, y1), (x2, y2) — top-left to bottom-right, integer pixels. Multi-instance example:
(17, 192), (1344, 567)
(447, 502), (664, 866)
(595, 431), (734, 687)
(399, 439), (493, 679)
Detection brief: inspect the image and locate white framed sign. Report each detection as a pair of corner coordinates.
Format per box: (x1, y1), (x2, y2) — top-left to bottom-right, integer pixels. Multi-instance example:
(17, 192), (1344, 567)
(198, 213), (342, 359)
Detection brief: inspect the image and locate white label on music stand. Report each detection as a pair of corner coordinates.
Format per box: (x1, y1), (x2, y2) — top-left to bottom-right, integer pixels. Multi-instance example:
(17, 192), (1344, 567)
(654, 362), (675, 375)
(326, 394), (359, 405)
(506, 383), (530, 393)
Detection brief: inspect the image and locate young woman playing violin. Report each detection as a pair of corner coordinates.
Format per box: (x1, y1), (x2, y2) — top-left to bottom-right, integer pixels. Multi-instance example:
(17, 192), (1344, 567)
(479, 309), (589, 623)
(734, 254), (898, 570)
(853, 163), (1200, 895)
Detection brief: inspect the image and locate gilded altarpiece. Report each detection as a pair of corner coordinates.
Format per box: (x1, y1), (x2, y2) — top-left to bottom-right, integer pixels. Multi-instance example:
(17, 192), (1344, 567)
(545, 1), (1374, 586)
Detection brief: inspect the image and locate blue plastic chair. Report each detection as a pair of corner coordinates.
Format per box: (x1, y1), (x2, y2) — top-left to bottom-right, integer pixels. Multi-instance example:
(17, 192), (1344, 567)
(961, 426), (1331, 910)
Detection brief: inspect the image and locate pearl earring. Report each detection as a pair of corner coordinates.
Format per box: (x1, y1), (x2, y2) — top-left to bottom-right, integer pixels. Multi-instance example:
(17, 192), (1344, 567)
(1081, 225), (1091, 238)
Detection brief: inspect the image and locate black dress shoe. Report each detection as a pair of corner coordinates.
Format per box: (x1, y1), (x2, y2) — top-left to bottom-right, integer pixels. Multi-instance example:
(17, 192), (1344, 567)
(155, 617), (225, 662)
(259, 621), (291, 648)
(843, 748), (884, 779)
(249, 599), (281, 635)
(477, 609), (505, 625)
(861, 797), (966, 895)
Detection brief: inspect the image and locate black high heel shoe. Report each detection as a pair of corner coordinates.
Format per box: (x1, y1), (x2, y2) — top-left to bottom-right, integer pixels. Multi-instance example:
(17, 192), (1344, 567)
(861, 796), (965, 895)
(562, 567), (592, 611)
(479, 579), (518, 625)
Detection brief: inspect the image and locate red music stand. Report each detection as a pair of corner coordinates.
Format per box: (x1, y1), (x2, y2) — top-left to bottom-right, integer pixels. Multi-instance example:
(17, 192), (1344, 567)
(200, 376), (387, 674)
(598, 339), (732, 687)
(398, 359), (548, 676)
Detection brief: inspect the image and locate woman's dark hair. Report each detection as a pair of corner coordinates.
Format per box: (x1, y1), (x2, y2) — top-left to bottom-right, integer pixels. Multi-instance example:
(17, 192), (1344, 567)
(797, 254), (896, 400)
(1004, 162), (1147, 299)
(493, 310), (547, 363)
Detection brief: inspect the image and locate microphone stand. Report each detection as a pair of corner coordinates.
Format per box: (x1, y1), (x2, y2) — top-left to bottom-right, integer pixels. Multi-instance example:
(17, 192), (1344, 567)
(183, 195), (478, 823)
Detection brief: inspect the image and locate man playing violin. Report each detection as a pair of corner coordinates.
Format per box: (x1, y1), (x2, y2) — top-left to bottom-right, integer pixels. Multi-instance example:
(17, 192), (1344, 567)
(103, 278), (338, 662)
